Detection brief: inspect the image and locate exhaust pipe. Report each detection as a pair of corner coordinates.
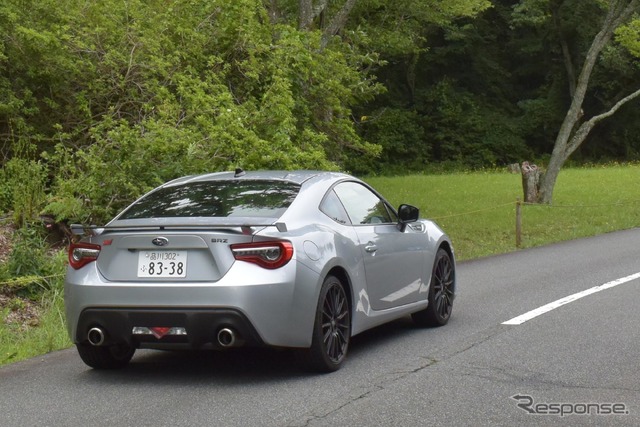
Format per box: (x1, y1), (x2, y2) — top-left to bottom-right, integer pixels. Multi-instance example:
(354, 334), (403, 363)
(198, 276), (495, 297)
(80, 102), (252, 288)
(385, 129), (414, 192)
(217, 328), (237, 348)
(87, 327), (105, 346)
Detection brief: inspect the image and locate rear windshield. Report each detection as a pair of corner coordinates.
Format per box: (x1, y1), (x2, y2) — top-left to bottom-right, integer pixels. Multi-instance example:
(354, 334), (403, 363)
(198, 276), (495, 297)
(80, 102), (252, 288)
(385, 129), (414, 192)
(118, 180), (300, 219)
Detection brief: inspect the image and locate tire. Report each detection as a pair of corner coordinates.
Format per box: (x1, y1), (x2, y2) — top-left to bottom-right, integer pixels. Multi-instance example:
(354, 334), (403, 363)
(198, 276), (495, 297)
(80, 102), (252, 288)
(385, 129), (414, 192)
(300, 275), (351, 373)
(76, 342), (135, 369)
(412, 248), (455, 327)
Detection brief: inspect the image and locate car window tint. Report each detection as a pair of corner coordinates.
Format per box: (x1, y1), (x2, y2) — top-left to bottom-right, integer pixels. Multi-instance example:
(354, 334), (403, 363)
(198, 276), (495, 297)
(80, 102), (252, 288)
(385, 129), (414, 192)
(320, 190), (351, 225)
(119, 180), (300, 219)
(333, 182), (393, 225)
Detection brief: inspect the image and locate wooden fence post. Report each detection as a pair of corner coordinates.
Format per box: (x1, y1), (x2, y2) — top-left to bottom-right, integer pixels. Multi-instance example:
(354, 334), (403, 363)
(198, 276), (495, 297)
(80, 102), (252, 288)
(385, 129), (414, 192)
(516, 199), (522, 248)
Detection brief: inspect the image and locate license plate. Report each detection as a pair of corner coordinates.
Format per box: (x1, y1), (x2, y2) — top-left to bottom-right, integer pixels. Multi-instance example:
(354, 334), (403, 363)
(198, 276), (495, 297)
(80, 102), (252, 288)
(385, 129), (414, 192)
(137, 251), (187, 278)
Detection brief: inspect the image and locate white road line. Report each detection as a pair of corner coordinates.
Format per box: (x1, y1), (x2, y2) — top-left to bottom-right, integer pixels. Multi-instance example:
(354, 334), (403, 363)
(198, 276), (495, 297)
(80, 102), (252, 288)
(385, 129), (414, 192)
(502, 272), (640, 326)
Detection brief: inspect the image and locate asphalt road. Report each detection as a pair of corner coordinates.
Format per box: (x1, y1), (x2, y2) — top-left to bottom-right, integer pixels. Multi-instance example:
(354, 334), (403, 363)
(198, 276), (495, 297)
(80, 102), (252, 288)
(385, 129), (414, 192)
(2, 228), (640, 426)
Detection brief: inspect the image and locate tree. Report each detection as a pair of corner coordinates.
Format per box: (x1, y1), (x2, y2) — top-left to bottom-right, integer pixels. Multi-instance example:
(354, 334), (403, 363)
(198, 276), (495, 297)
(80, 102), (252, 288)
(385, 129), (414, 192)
(526, 0), (640, 203)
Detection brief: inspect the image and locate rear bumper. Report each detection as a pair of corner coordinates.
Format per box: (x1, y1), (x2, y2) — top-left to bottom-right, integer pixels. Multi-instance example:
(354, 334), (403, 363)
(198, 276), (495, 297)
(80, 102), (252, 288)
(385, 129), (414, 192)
(76, 308), (264, 349)
(64, 261), (321, 349)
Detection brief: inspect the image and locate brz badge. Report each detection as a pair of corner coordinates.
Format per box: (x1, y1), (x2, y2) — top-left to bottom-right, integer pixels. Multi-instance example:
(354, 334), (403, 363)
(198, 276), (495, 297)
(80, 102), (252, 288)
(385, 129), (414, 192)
(152, 237), (169, 247)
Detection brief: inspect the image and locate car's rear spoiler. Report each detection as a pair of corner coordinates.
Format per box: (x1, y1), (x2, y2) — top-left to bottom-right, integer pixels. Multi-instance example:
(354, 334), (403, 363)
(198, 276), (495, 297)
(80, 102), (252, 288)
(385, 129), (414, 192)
(70, 222), (288, 236)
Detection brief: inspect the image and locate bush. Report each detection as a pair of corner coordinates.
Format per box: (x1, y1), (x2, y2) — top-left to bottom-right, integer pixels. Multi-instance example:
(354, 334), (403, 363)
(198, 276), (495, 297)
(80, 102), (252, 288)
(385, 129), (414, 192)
(4, 158), (47, 227)
(0, 224), (66, 298)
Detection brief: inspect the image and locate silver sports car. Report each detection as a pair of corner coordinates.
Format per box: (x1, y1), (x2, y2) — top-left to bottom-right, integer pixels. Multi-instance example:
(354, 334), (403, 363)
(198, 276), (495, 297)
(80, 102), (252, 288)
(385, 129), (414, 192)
(65, 170), (455, 372)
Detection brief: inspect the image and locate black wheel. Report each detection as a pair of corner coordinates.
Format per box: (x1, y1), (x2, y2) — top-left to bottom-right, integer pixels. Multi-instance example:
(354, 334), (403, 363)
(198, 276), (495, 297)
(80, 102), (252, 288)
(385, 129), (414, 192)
(412, 248), (455, 327)
(76, 342), (135, 369)
(301, 275), (351, 372)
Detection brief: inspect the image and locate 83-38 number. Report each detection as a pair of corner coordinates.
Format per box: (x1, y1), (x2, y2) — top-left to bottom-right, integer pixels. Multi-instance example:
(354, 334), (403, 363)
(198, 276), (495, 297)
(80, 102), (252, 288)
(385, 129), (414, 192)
(148, 261), (184, 276)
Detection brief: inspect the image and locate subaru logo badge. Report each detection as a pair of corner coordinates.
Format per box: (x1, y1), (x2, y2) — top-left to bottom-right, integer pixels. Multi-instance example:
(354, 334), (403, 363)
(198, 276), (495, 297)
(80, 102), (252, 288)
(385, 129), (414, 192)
(152, 237), (169, 247)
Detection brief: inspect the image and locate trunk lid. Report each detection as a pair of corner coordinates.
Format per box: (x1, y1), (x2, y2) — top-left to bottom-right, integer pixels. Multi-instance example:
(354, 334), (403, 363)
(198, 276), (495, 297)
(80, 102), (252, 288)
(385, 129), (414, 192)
(93, 227), (257, 282)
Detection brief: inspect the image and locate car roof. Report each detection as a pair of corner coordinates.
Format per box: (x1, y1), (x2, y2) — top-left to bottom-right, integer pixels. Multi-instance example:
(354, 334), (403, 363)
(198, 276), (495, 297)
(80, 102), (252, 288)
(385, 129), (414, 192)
(163, 170), (353, 187)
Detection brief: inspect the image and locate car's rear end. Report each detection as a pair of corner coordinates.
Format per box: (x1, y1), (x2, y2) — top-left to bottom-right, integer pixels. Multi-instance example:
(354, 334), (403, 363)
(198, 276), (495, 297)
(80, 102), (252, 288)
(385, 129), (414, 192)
(64, 172), (322, 368)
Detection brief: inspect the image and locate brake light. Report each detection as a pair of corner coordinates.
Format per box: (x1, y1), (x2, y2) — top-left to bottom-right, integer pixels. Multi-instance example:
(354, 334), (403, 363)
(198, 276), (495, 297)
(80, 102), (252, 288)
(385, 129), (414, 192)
(231, 241), (294, 269)
(69, 242), (101, 270)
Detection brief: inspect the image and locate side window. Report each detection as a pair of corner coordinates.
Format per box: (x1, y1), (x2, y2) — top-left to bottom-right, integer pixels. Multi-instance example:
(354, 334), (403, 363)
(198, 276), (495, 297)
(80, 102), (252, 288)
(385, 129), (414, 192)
(333, 182), (394, 225)
(320, 190), (351, 225)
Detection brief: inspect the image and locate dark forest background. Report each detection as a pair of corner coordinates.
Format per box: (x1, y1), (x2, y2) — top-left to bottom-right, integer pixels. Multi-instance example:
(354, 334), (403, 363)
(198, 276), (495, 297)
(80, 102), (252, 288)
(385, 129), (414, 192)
(1, 0), (639, 224)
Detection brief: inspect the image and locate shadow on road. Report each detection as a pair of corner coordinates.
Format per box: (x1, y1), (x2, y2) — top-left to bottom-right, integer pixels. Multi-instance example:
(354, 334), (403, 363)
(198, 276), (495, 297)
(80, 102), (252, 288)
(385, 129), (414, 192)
(79, 316), (431, 384)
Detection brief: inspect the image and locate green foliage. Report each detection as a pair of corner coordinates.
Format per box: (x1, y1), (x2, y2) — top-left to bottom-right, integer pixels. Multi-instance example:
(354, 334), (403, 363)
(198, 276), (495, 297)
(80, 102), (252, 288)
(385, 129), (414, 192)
(510, 0), (551, 27)
(0, 224), (66, 299)
(7, 0), (386, 223)
(0, 0), (83, 156)
(0, 0), (639, 225)
(0, 167), (13, 213)
(420, 80), (530, 167)
(616, 17), (640, 58)
(350, 0), (491, 56)
(3, 158), (47, 227)
(357, 108), (428, 173)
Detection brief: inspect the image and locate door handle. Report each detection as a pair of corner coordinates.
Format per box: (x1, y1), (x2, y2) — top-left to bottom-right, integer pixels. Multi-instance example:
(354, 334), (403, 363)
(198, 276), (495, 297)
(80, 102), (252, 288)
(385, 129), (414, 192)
(365, 243), (378, 253)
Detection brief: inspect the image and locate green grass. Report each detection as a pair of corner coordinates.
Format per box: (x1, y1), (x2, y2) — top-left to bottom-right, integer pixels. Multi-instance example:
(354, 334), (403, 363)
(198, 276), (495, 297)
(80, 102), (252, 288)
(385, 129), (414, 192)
(0, 281), (70, 366)
(1, 164), (640, 367)
(365, 164), (640, 260)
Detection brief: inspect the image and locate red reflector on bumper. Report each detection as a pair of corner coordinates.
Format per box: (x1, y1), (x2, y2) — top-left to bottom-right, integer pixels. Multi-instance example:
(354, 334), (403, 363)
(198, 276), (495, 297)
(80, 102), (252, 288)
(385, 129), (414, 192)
(150, 327), (171, 339)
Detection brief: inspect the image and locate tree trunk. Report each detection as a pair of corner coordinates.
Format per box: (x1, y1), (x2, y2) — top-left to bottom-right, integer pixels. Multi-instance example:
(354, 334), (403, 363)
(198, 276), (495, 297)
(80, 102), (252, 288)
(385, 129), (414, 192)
(298, 0), (358, 48)
(521, 162), (541, 203)
(320, 0), (357, 47)
(298, 0), (315, 29)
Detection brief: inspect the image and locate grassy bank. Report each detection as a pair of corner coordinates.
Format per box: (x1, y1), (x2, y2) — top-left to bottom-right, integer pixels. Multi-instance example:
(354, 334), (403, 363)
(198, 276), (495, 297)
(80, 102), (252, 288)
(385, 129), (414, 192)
(0, 241), (70, 366)
(0, 280), (69, 365)
(1, 164), (639, 367)
(366, 164), (640, 260)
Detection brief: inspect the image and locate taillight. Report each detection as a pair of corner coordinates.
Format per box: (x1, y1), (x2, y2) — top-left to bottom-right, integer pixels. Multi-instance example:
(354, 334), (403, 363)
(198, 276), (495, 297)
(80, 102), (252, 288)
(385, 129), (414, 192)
(231, 241), (294, 269)
(69, 242), (101, 270)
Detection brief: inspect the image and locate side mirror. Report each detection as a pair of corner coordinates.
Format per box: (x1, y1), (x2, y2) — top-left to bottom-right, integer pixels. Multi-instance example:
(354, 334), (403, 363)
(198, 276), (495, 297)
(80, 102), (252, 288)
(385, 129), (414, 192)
(398, 204), (419, 231)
